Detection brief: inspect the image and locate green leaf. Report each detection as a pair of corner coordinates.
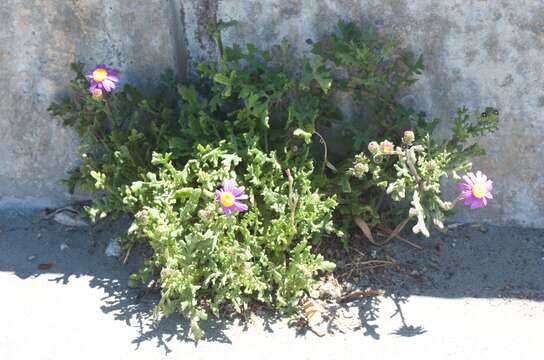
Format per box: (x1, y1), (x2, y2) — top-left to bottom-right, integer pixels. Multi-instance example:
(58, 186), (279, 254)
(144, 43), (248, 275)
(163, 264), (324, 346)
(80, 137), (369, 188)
(293, 128), (313, 144)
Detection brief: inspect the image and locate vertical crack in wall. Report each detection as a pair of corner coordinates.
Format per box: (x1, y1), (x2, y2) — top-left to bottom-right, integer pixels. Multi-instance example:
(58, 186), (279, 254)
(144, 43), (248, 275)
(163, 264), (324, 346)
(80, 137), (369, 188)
(181, 0), (220, 77)
(169, 0), (189, 82)
(195, 0), (219, 52)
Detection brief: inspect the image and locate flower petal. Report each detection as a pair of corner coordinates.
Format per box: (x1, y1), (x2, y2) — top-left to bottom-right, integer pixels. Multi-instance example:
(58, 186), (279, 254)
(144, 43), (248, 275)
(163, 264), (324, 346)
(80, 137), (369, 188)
(233, 186), (245, 197)
(102, 79), (116, 92)
(462, 175), (474, 186)
(222, 206), (233, 218)
(233, 201), (248, 212)
(106, 74), (119, 83)
(471, 198), (485, 208)
(222, 179), (236, 192)
(485, 180), (493, 191)
(215, 190), (222, 201)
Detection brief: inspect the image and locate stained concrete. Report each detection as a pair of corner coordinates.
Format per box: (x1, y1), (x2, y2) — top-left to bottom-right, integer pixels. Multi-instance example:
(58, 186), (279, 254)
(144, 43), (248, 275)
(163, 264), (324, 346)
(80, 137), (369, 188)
(0, 0), (185, 207)
(2, 1), (544, 227)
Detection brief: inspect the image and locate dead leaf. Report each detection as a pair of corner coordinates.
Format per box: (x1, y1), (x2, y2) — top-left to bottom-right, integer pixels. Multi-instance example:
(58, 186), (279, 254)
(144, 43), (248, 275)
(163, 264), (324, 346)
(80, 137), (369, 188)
(37, 263), (54, 270)
(354, 216), (375, 243)
(340, 288), (385, 303)
(302, 300), (328, 337)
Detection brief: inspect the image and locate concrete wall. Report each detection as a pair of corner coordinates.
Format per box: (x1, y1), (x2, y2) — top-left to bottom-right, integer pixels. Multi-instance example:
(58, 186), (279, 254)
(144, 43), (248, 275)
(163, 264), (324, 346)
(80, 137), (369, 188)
(2, 0), (543, 228)
(0, 0), (185, 207)
(184, 0), (544, 228)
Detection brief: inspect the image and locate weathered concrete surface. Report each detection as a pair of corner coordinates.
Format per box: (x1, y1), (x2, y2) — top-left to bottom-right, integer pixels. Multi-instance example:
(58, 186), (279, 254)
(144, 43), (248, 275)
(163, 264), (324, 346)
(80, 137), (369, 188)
(183, 0), (544, 227)
(2, 1), (544, 227)
(1, 209), (543, 359)
(0, 0), (185, 207)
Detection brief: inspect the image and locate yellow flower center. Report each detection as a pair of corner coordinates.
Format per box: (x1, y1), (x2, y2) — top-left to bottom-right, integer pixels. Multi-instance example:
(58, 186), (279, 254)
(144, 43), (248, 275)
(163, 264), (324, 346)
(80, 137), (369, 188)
(220, 192), (235, 207)
(471, 183), (487, 199)
(92, 68), (108, 82)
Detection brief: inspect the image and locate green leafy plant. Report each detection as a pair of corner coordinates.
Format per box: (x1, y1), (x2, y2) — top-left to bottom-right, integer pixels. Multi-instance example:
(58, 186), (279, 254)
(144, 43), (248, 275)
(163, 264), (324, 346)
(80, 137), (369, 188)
(123, 142), (336, 338)
(344, 108), (498, 244)
(49, 20), (498, 339)
(307, 22), (498, 244)
(48, 63), (180, 220)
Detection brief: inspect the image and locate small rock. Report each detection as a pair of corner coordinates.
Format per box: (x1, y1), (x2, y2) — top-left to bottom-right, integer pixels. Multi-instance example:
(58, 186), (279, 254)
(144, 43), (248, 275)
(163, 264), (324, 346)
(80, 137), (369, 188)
(335, 322), (350, 334)
(49, 208), (89, 227)
(105, 240), (122, 257)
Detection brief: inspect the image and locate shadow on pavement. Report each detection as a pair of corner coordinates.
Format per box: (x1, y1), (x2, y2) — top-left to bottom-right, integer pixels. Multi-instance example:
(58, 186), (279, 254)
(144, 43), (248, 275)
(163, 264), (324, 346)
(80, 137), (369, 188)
(1, 208), (543, 351)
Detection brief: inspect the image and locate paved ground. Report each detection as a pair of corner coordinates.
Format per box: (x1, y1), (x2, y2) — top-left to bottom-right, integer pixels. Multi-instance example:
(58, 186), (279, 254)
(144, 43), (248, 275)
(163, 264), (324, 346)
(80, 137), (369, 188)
(0, 209), (543, 359)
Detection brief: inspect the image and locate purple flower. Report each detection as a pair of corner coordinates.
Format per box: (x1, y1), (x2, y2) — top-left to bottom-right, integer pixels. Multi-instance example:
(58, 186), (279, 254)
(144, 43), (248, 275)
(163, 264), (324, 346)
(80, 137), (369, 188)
(215, 179), (248, 217)
(458, 171), (493, 209)
(86, 64), (119, 93)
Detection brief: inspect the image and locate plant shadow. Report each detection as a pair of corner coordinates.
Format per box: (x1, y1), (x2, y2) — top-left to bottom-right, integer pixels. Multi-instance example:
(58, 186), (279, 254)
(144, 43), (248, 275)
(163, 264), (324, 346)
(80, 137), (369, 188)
(1, 209), (543, 351)
(0, 209), (284, 353)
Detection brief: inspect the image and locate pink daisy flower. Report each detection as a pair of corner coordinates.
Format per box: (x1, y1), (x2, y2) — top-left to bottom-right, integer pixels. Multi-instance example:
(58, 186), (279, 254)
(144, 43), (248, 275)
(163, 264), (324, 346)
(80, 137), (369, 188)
(215, 179), (248, 218)
(458, 171), (493, 209)
(86, 64), (119, 93)
(379, 140), (395, 155)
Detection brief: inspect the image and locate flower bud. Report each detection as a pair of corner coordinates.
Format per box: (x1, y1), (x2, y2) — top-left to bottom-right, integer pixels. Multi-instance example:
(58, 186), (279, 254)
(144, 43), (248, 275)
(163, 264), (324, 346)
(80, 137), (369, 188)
(198, 209), (212, 221)
(402, 130), (415, 145)
(353, 162), (369, 177)
(373, 154), (383, 163)
(160, 267), (175, 278)
(368, 141), (379, 154)
(135, 209), (148, 223)
(91, 88), (103, 100)
(426, 160), (437, 172)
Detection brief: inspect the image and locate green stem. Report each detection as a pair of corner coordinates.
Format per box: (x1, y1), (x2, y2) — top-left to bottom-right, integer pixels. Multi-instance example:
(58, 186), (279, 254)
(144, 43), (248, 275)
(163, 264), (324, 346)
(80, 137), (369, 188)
(286, 169), (297, 228)
(313, 131), (328, 173)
